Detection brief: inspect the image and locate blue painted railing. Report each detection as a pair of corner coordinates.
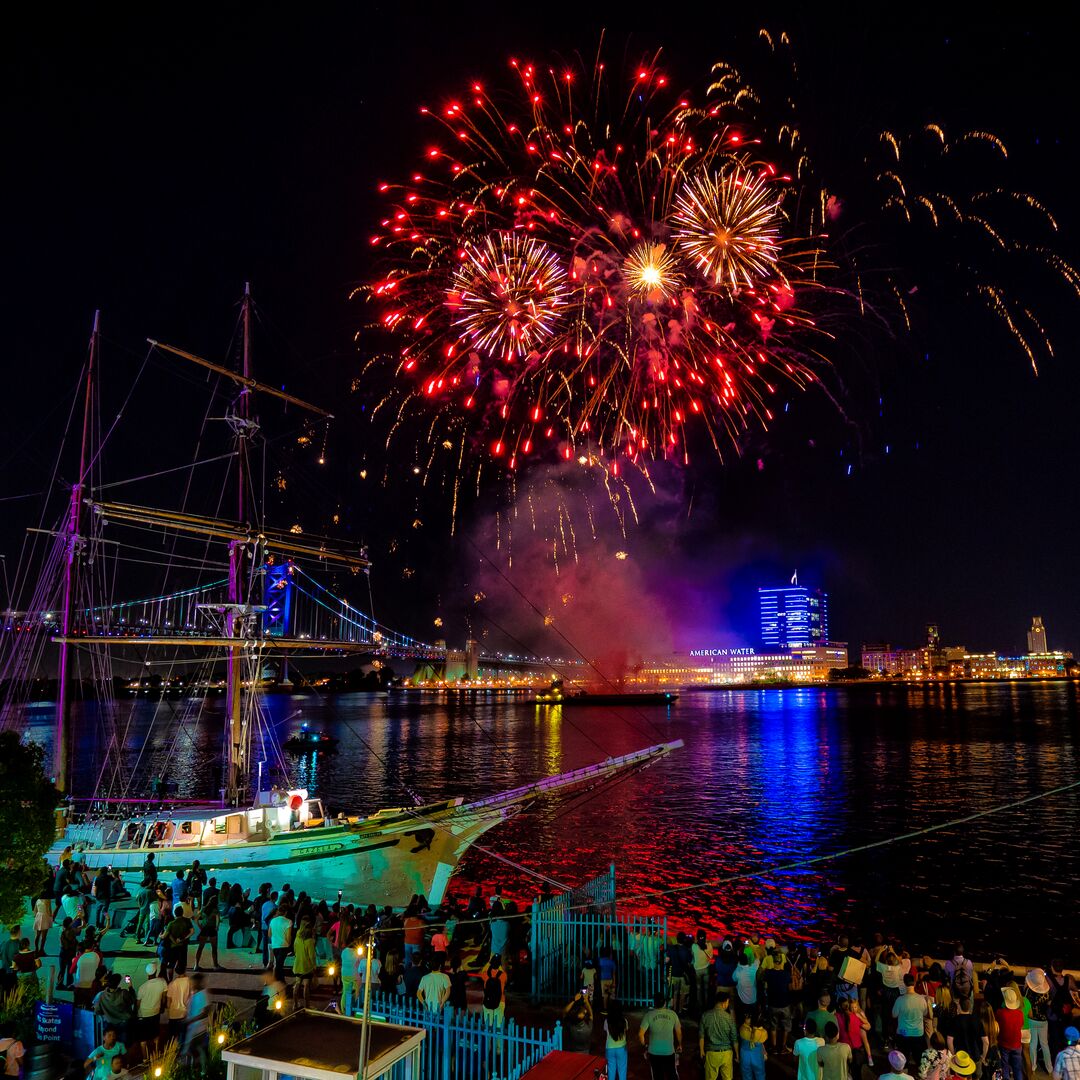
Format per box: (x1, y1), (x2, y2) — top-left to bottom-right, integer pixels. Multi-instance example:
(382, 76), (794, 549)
(363, 992), (562, 1080)
(530, 864), (668, 1008)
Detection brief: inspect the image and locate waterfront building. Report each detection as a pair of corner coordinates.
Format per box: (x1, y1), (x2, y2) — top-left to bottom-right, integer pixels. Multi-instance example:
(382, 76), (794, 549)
(758, 586), (829, 648)
(861, 644), (924, 676)
(1009, 651), (1072, 677)
(632, 643), (849, 687)
(946, 651), (1072, 679)
(951, 653), (1001, 679)
(1027, 616), (1048, 654)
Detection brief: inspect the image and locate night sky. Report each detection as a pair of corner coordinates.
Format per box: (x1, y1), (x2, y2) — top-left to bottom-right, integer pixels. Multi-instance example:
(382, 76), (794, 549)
(3, 9), (1077, 662)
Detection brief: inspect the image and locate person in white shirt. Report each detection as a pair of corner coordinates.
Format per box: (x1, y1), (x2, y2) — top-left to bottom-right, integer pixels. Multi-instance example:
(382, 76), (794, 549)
(135, 963), (167, 1061)
(418, 966), (452, 1012)
(734, 951), (761, 1021)
(692, 933), (715, 1012)
(165, 972), (192, 1040)
(269, 908), (293, 982)
(358, 947), (382, 996)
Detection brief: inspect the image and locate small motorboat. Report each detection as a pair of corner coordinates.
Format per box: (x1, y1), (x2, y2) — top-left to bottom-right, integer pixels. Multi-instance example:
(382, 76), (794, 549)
(532, 678), (679, 706)
(284, 724), (339, 753)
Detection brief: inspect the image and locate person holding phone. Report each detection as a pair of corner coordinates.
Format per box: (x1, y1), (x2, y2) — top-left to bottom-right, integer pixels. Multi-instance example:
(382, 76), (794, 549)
(563, 987), (594, 1053)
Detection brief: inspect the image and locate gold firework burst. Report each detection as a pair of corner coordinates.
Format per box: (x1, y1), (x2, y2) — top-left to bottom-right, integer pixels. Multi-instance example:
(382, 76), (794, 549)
(671, 167), (781, 291)
(623, 242), (683, 300)
(448, 232), (569, 360)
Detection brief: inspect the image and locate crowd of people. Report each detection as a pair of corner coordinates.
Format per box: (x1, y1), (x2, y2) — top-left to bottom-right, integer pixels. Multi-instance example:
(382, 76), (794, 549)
(623, 934), (1080, 1080)
(4, 854), (1080, 1080)
(2, 856), (532, 1078)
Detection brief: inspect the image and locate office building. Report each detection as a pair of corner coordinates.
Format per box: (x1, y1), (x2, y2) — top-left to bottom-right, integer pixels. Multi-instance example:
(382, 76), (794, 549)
(633, 644), (849, 687)
(1027, 616), (1048, 655)
(758, 586), (828, 648)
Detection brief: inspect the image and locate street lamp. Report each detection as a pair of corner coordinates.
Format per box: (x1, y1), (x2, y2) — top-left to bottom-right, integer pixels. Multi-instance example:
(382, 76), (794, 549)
(357, 929), (377, 1078)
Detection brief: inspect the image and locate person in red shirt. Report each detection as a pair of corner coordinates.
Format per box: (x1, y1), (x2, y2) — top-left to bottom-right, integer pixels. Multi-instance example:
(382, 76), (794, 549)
(403, 913), (425, 967)
(995, 986), (1025, 1080)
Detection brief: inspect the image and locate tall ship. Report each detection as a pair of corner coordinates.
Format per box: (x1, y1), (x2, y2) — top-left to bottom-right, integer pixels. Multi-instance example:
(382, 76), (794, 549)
(0, 291), (680, 905)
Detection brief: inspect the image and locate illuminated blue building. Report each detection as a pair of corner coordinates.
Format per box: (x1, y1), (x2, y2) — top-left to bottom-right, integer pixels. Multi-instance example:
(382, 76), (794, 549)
(758, 585), (828, 648)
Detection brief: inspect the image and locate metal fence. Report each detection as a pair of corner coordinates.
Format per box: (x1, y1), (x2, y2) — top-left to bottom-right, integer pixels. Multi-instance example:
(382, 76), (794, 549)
(365, 992), (562, 1080)
(530, 864), (668, 1008)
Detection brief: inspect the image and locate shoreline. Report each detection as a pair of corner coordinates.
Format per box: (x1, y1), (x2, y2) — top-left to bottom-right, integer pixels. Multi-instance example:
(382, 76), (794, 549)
(678, 675), (1080, 691)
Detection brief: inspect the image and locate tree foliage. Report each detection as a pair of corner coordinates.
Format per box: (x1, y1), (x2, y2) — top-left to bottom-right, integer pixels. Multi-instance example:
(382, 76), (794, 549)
(0, 732), (57, 924)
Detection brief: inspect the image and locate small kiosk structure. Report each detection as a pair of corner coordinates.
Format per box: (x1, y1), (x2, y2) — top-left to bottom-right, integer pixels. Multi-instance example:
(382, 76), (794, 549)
(222, 1010), (425, 1080)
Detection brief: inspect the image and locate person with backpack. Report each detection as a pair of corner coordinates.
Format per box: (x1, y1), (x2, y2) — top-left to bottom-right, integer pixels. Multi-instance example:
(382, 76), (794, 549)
(92, 867), (113, 930)
(764, 948), (795, 1055)
(186, 862), (207, 911)
(482, 956), (508, 1026)
(947, 946), (977, 1009)
(1047, 961), (1080, 1056)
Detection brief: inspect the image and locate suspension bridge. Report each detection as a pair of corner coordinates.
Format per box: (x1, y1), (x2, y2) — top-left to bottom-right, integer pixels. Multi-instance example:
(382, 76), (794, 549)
(2, 561), (555, 672)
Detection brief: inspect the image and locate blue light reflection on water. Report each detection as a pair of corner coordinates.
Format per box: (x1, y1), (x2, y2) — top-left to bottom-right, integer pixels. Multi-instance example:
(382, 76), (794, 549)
(21, 681), (1080, 958)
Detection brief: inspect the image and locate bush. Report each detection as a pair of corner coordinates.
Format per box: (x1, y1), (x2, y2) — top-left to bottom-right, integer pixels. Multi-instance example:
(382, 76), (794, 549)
(0, 980), (43, 1044)
(0, 733), (57, 925)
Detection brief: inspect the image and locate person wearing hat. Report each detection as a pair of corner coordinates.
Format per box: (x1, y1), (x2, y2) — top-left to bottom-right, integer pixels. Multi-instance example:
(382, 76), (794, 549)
(692, 932), (715, 1016)
(882, 1049), (908, 1080)
(951, 1051), (978, 1078)
(739, 1013), (770, 1080)
(945, 992), (989, 1077)
(1052, 1026), (1080, 1080)
(995, 986), (1025, 1080)
(1025, 969), (1054, 1075)
(715, 941), (739, 1000)
(135, 961), (167, 1063)
(763, 948), (794, 1056)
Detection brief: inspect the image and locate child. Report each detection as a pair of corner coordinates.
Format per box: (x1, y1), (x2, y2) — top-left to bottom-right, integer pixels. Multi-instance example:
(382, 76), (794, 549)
(580, 956), (597, 1004)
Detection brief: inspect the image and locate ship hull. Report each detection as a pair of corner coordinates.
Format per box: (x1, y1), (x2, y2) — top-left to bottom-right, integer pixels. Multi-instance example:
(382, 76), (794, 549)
(51, 807), (512, 908)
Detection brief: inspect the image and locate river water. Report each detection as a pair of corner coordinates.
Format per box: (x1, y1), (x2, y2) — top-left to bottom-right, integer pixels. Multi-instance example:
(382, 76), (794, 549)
(23, 680), (1080, 961)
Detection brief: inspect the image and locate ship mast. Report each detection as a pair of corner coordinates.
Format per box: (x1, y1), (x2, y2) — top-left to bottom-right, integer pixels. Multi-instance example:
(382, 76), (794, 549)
(225, 284), (256, 806)
(55, 311), (99, 793)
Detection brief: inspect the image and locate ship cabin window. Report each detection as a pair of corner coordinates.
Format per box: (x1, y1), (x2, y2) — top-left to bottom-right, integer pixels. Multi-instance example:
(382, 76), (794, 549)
(247, 810), (267, 840)
(146, 821), (176, 848)
(210, 814), (246, 841)
(172, 820), (202, 847)
(119, 821), (146, 849)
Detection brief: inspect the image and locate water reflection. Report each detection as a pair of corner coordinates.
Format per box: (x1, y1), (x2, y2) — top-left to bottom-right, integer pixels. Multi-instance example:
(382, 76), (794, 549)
(20, 680), (1080, 958)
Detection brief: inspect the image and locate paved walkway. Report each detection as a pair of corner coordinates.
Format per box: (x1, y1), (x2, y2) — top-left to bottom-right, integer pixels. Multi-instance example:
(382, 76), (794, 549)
(17, 896), (331, 1021)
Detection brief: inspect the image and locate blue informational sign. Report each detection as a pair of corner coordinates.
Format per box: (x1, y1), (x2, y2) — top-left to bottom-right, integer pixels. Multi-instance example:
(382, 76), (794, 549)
(262, 561), (295, 638)
(35, 1000), (73, 1045)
